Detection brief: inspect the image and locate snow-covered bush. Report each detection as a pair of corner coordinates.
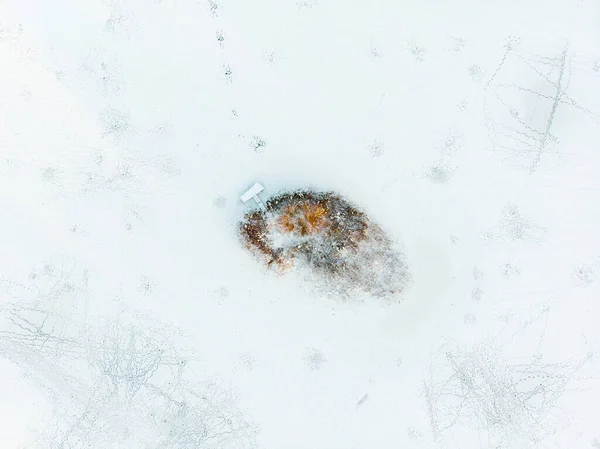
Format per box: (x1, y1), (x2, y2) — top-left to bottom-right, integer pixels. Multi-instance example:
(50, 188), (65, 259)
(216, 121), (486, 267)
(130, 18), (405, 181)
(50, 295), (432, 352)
(239, 189), (410, 300)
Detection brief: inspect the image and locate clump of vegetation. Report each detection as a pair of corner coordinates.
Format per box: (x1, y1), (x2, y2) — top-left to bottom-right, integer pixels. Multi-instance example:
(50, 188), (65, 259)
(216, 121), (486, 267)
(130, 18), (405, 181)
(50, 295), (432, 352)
(239, 189), (410, 299)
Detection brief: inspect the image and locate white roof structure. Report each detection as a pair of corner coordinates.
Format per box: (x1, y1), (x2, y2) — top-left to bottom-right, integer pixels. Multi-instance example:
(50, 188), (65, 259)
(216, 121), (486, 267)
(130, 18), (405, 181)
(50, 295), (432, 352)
(240, 182), (267, 211)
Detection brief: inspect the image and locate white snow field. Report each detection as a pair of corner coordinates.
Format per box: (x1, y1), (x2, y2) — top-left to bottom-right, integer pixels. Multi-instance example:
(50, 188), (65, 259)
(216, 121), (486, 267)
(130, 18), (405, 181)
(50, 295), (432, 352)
(1, 0), (600, 448)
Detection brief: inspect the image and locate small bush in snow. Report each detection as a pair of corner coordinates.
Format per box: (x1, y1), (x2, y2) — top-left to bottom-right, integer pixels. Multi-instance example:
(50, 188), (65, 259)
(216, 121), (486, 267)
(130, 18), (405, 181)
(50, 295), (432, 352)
(239, 189), (410, 300)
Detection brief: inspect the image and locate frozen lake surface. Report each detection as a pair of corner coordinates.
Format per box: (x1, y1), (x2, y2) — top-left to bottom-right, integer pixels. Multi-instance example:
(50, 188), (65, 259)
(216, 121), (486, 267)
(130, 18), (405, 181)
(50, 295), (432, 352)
(1, 1), (600, 448)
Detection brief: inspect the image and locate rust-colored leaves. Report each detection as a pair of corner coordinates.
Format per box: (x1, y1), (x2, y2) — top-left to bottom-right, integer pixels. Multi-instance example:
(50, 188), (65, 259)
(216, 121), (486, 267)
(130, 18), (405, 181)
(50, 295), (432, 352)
(276, 201), (329, 236)
(238, 189), (409, 299)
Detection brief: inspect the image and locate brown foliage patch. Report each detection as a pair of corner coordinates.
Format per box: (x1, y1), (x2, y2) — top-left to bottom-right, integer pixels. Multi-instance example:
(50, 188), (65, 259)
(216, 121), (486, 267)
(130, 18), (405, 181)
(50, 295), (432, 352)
(239, 189), (409, 298)
(276, 202), (329, 236)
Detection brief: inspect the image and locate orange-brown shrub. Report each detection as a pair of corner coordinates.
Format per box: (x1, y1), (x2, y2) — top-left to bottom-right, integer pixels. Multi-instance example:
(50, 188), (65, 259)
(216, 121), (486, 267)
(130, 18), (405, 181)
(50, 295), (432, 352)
(239, 189), (409, 299)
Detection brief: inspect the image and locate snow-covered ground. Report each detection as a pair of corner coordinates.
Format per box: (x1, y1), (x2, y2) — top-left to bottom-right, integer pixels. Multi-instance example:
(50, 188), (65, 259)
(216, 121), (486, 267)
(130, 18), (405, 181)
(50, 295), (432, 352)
(1, 0), (600, 448)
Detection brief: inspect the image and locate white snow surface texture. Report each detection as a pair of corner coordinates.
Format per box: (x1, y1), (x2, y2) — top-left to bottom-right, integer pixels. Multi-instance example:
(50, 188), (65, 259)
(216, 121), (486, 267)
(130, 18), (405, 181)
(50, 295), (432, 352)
(1, 1), (600, 448)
